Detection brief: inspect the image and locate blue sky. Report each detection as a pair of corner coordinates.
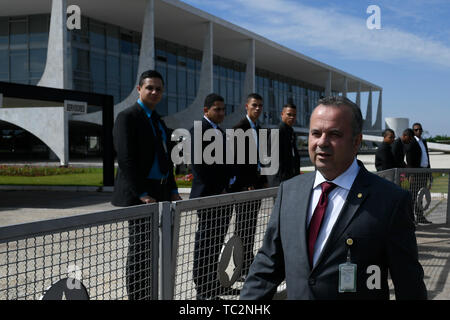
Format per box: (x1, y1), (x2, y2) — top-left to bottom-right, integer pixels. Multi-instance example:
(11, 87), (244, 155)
(181, 0), (450, 137)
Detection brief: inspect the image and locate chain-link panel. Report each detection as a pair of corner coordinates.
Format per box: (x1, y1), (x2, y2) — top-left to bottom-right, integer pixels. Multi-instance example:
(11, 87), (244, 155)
(171, 188), (285, 300)
(0, 205), (159, 300)
(377, 169), (449, 225)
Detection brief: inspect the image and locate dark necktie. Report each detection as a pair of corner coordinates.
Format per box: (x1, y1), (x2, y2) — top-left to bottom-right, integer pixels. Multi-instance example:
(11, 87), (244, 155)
(307, 181), (337, 267)
(150, 112), (169, 175)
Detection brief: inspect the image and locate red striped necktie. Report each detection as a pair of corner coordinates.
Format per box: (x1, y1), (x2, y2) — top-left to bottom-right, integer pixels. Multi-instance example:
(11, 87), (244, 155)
(308, 181), (337, 267)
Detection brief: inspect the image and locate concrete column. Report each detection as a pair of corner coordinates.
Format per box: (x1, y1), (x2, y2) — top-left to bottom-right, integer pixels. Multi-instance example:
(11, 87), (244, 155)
(38, 0), (69, 89)
(342, 77), (348, 97)
(325, 71), (332, 97)
(222, 39), (255, 128)
(373, 90), (382, 130)
(386, 117), (409, 139)
(112, 0), (155, 120)
(73, 0), (155, 125)
(243, 39), (256, 102)
(364, 88), (373, 129)
(163, 21), (213, 129)
(356, 82), (361, 107)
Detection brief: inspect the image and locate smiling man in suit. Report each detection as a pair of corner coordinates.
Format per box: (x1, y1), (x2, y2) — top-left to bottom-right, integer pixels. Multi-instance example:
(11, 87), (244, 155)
(240, 96), (427, 300)
(112, 70), (181, 300)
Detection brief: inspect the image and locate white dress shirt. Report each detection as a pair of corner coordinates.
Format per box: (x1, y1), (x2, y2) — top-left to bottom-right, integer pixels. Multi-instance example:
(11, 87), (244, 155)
(307, 158), (360, 266)
(414, 136), (429, 168)
(203, 115), (221, 136)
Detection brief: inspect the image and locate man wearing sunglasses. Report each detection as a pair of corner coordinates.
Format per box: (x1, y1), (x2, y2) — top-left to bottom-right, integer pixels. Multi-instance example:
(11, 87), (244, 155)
(407, 123), (432, 224)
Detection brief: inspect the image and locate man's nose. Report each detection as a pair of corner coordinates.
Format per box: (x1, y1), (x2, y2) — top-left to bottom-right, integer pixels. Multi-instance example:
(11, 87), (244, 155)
(317, 133), (330, 147)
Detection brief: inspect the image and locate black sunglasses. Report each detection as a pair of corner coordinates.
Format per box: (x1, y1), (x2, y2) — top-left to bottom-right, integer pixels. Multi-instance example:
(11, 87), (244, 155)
(414, 128), (423, 132)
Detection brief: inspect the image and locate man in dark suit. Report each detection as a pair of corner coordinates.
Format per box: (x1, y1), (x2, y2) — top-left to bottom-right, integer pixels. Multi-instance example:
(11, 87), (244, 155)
(406, 123), (432, 224)
(375, 128), (396, 171)
(189, 93), (235, 299)
(268, 103), (301, 186)
(111, 70), (181, 300)
(392, 128), (414, 168)
(240, 96), (427, 300)
(231, 93), (268, 280)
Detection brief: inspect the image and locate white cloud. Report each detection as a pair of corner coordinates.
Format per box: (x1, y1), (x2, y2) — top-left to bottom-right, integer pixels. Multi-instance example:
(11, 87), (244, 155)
(185, 0), (450, 68)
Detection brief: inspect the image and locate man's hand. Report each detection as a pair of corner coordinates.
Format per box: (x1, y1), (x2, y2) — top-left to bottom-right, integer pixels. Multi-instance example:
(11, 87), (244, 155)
(247, 186), (255, 191)
(171, 193), (182, 201)
(140, 195), (156, 204)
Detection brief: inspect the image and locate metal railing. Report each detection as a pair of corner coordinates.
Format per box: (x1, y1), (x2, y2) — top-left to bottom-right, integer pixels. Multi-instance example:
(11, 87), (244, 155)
(0, 204), (160, 300)
(166, 188), (285, 300)
(376, 168), (450, 225)
(2, 168), (446, 300)
(0, 188), (280, 300)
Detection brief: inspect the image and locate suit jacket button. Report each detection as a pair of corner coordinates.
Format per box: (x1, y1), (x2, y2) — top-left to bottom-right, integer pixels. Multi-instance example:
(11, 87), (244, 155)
(308, 278), (316, 286)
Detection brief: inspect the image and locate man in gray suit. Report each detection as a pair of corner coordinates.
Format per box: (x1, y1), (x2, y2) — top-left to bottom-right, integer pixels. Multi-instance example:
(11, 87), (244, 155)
(240, 96), (427, 300)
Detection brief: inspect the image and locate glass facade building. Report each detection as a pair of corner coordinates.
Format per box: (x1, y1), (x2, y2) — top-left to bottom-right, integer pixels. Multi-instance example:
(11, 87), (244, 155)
(70, 16), (141, 104)
(0, 14), (49, 85)
(0, 13), (329, 126)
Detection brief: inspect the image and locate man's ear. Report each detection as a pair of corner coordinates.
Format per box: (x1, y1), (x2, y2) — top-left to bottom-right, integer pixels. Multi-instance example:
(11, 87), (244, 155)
(203, 106), (209, 114)
(354, 133), (363, 151)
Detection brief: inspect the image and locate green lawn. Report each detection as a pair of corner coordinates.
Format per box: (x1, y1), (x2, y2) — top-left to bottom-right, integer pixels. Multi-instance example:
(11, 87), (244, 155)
(399, 172), (448, 194)
(0, 170), (104, 186)
(0, 168), (193, 188)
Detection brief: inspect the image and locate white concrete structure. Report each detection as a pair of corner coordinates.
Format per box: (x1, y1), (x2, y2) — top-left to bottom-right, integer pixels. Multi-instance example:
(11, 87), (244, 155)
(385, 117), (409, 139)
(0, 107), (68, 165)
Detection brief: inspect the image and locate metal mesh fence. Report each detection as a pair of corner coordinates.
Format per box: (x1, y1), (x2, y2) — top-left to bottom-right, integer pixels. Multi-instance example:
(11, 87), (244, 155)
(376, 169), (449, 225)
(170, 188), (285, 300)
(0, 205), (159, 300)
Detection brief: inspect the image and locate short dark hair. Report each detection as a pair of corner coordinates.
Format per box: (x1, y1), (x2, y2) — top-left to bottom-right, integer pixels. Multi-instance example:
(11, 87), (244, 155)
(283, 103), (297, 110)
(382, 128), (395, 137)
(247, 93), (263, 101)
(139, 70), (165, 87)
(412, 122), (422, 129)
(204, 93), (224, 109)
(403, 128), (414, 137)
(316, 96), (363, 137)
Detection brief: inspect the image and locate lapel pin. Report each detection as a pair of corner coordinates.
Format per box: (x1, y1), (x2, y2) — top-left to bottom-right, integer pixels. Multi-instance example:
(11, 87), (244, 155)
(346, 238), (354, 246)
(357, 193), (363, 199)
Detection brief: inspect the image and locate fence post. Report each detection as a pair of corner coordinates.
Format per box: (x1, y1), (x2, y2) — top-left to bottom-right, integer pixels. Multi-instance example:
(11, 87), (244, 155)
(158, 201), (174, 300)
(447, 172), (450, 225)
(394, 168), (400, 186)
(150, 205), (160, 300)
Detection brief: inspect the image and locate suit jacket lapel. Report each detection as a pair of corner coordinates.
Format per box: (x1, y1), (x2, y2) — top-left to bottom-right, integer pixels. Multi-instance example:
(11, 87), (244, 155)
(312, 164), (371, 271)
(135, 103), (155, 140)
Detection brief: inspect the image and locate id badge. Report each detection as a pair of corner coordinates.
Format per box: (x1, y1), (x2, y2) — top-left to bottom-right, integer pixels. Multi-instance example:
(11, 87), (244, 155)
(338, 262), (357, 292)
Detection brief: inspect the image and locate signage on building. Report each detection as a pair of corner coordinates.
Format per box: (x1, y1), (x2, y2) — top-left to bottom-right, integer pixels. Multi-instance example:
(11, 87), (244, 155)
(64, 100), (87, 114)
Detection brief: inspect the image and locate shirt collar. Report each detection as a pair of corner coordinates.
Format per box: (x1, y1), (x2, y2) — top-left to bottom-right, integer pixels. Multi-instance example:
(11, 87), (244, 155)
(137, 99), (153, 118)
(246, 114), (257, 129)
(313, 158), (360, 191)
(203, 115), (218, 129)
